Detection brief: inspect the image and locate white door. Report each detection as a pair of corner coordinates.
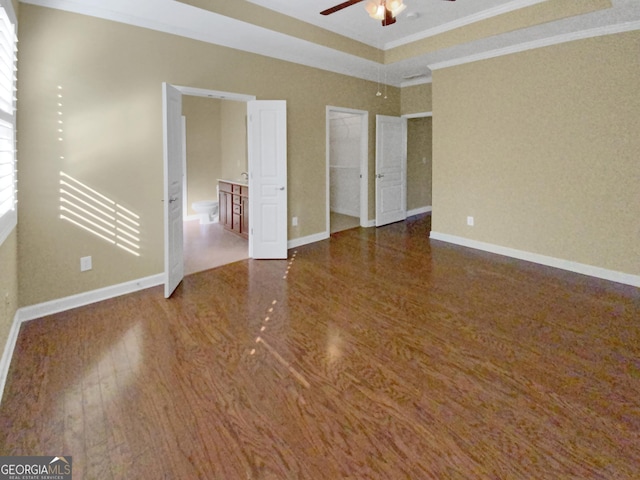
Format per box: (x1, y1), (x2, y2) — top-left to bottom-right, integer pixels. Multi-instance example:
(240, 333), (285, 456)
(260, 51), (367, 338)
(162, 83), (184, 298)
(248, 100), (287, 259)
(375, 115), (407, 227)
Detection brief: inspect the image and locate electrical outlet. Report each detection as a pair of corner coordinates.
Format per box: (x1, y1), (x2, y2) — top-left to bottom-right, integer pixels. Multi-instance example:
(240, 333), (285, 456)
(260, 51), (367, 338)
(80, 256), (92, 272)
(292, 216), (298, 227)
(467, 216), (474, 226)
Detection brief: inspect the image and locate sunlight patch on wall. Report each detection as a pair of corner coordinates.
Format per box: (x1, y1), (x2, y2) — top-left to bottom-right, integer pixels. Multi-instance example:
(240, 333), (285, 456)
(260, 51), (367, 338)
(59, 171), (141, 256)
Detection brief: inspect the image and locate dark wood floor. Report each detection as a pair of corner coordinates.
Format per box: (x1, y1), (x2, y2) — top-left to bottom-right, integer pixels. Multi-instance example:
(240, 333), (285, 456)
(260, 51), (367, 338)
(1, 214), (639, 479)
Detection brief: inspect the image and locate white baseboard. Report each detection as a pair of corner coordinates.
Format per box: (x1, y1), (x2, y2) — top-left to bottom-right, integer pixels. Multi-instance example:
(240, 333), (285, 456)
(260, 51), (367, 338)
(429, 231), (640, 287)
(0, 309), (22, 403)
(407, 206), (432, 217)
(364, 219), (376, 227)
(288, 231), (330, 250)
(18, 273), (165, 323)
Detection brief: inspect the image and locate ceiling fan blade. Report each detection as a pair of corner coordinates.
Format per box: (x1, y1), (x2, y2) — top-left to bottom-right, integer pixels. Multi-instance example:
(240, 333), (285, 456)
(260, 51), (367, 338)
(320, 0), (366, 16)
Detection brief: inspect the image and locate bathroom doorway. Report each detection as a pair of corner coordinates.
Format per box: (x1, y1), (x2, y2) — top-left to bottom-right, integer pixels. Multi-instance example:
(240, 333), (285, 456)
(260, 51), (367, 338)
(326, 106), (368, 234)
(181, 91), (251, 275)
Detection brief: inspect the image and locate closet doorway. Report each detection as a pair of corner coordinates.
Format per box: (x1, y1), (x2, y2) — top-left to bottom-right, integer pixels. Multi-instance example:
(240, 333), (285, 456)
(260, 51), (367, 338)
(326, 107), (368, 234)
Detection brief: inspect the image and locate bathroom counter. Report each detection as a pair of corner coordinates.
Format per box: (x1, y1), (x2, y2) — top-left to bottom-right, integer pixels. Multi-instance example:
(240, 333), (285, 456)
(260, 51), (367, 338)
(218, 180), (249, 239)
(217, 178), (248, 187)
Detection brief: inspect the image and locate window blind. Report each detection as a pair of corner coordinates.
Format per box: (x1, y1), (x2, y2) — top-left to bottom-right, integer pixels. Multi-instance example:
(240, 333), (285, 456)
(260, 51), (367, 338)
(0, 0), (17, 245)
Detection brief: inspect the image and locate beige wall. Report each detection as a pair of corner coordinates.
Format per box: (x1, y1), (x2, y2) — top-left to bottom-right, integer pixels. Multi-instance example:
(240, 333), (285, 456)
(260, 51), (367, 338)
(220, 100), (248, 180)
(401, 83), (432, 115)
(0, 230), (18, 376)
(183, 96), (222, 215)
(407, 117), (432, 211)
(16, 5), (399, 306)
(432, 31), (640, 276)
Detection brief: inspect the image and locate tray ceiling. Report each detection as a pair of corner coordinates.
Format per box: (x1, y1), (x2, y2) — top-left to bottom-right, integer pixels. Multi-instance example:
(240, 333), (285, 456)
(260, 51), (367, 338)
(20, 0), (640, 86)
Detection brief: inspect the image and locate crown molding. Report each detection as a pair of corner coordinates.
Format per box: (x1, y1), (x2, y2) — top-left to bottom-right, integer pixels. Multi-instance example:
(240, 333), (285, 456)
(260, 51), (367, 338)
(384, 0), (548, 50)
(429, 20), (640, 71)
(400, 76), (432, 88)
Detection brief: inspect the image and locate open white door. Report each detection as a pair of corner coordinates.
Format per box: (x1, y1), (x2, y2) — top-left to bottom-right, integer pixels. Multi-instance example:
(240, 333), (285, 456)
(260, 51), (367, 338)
(163, 83), (184, 298)
(248, 100), (287, 259)
(375, 115), (407, 227)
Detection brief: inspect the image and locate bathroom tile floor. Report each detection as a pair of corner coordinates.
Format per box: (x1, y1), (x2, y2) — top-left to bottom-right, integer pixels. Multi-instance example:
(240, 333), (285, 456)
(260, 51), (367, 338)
(183, 219), (248, 275)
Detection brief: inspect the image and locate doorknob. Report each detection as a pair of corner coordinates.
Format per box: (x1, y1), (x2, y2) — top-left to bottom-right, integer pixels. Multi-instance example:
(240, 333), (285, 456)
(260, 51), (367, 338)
(169, 196), (178, 203)
(278, 186), (285, 191)
(376, 174), (384, 179)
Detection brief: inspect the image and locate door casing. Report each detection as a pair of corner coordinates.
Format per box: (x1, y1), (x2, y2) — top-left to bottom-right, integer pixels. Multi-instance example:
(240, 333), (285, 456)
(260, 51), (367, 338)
(325, 106), (369, 234)
(164, 85), (274, 295)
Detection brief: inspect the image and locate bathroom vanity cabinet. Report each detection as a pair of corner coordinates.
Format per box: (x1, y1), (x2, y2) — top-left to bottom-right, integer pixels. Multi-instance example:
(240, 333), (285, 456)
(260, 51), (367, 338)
(218, 180), (249, 239)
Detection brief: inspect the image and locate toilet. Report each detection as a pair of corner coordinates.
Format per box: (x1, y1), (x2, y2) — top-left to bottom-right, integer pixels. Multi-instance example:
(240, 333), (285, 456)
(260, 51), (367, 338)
(192, 199), (219, 225)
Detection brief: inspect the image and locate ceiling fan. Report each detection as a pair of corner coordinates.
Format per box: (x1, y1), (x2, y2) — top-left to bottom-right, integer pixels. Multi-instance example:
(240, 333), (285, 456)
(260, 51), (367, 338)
(321, 0), (456, 27)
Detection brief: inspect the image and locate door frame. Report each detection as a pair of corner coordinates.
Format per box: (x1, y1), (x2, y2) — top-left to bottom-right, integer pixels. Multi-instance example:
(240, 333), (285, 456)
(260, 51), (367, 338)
(325, 106), (369, 234)
(163, 85), (256, 291)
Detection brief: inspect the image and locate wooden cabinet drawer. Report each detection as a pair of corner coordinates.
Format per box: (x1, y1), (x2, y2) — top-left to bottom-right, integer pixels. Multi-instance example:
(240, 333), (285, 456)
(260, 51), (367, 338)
(232, 213), (242, 232)
(219, 181), (248, 239)
(219, 181), (233, 194)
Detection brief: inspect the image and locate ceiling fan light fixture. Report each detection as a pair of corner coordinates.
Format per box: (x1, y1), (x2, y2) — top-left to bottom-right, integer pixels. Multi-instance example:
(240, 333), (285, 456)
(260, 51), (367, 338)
(387, 0), (406, 17)
(366, 0), (405, 20)
(366, 1), (386, 20)
(321, 0), (452, 27)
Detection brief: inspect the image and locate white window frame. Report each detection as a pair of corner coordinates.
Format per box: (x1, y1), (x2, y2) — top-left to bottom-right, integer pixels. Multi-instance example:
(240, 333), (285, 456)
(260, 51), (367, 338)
(0, 0), (17, 246)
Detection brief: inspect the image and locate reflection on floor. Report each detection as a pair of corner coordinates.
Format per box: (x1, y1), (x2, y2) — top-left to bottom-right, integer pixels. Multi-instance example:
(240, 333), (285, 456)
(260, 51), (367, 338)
(330, 211), (359, 233)
(183, 219), (248, 275)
